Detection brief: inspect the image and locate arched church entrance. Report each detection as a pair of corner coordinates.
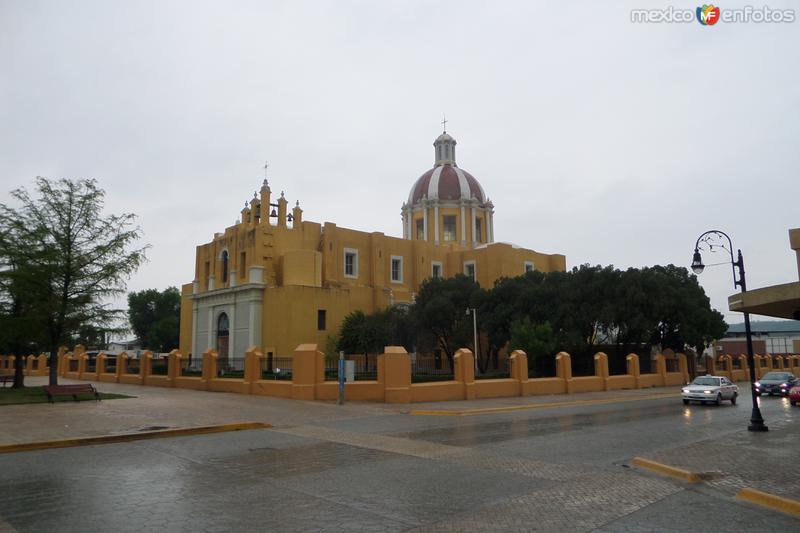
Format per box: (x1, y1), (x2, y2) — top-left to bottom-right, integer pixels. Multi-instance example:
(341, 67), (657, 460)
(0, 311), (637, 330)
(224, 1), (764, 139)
(217, 312), (230, 371)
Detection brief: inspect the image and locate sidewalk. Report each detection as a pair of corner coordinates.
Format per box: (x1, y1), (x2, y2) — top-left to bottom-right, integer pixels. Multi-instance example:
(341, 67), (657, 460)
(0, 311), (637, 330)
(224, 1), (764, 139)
(0, 377), (390, 445)
(2, 378), (684, 444)
(637, 405), (800, 501)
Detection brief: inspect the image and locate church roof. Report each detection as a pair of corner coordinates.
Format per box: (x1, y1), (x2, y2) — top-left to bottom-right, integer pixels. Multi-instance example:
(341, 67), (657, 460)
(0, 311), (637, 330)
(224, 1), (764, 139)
(408, 165), (486, 204)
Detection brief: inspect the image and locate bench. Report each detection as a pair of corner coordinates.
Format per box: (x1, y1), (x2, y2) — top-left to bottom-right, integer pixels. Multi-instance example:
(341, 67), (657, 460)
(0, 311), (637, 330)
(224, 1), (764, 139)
(0, 375), (14, 387)
(43, 384), (101, 403)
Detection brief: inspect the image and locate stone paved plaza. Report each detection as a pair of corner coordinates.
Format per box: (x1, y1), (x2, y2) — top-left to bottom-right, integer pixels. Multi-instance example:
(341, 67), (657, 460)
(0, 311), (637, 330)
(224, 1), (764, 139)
(1, 380), (798, 532)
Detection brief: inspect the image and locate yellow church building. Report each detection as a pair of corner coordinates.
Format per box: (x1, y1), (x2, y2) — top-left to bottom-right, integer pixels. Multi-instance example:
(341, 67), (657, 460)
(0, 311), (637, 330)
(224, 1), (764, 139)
(179, 131), (566, 362)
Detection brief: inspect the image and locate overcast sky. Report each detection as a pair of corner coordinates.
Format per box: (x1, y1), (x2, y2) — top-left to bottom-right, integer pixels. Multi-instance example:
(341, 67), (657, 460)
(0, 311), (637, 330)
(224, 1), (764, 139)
(1, 0), (798, 325)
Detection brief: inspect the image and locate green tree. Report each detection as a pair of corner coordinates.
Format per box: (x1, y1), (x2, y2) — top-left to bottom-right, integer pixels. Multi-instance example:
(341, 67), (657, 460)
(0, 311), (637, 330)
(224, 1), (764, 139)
(509, 318), (557, 376)
(0, 177), (147, 385)
(127, 287), (181, 352)
(336, 307), (412, 370)
(409, 275), (483, 369)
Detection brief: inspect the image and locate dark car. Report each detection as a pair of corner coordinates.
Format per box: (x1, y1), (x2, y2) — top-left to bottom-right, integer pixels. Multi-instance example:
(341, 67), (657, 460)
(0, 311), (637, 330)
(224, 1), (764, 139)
(754, 371), (798, 396)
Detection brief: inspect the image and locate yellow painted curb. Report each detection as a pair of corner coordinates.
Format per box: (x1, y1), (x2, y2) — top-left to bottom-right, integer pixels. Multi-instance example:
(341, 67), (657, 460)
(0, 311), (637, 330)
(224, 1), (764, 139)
(631, 457), (701, 483)
(0, 422), (272, 454)
(736, 488), (800, 517)
(410, 392), (677, 416)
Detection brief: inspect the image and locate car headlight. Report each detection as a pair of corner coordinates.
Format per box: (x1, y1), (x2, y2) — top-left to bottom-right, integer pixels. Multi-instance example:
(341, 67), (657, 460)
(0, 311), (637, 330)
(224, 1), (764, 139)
(703, 390), (712, 394)
(682, 388), (689, 393)
(754, 382), (761, 388)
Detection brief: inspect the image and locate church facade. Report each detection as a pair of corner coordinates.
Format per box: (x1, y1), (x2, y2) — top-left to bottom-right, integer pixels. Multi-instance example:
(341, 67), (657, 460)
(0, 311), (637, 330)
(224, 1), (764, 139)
(178, 131), (566, 362)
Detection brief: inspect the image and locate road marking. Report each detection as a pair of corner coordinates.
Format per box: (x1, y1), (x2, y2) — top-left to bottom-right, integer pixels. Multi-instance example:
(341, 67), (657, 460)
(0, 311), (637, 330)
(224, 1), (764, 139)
(0, 422), (272, 454)
(736, 487), (800, 517)
(409, 392), (677, 416)
(630, 457), (701, 483)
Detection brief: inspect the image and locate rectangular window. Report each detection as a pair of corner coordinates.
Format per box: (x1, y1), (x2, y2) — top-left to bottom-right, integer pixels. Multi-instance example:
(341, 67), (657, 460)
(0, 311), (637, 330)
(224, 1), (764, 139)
(475, 218), (482, 243)
(431, 261), (443, 279)
(317, 309), (326, 331)
(240, 252), (246, 276)
(344, 248), (358, 278)
(416, 219), (425, 240)
(464, 261), (476, 281)
(391, 256), (403, 283)
(524, 261), (535, 273)
(443, 215), (457, 241)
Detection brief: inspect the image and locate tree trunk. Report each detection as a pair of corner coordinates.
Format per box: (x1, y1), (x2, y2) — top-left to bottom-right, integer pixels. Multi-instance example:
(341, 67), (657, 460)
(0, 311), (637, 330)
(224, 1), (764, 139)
(48, 347), (59, 386)
(12, 354), (25, 388)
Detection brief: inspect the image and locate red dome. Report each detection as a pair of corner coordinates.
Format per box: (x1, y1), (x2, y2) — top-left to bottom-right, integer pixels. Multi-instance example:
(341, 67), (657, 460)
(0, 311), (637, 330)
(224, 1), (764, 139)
(407, 165), (486, 204)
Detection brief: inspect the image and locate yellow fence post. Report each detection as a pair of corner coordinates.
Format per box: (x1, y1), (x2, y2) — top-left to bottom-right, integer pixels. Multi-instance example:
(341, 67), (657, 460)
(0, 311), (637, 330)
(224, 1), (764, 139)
(77, 352), (87, 379)
(141, 350), (153, 385)
(510, 349), (529, 396)
(556, 352), (572, 393)
(677, 353), (689, 384)
(382, 346), (411, 403)
(594, 352), (609, 391)
(167, 349), (180, 386)
(201, 349), (217, 390)
(655, 354), (667, 386)
(626, 353), (640, 388)
(291, 344), (321, 401)
(243, 346), (261, 393)
(98, 352), (107, 376)
(57, 346), (68, 376)
(454, 348), (476, 400)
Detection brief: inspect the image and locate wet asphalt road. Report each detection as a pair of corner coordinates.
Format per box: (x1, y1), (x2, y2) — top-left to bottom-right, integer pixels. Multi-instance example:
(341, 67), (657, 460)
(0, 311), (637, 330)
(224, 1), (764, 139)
(1, 393), (798, 532)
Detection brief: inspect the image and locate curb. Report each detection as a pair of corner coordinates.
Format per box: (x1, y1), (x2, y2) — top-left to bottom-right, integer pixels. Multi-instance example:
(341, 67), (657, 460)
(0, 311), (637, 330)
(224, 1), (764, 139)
(630, 457), (701, 483)
(736, 487), (800, 517)
(410, 392), (677, 416)
(0, 422), (272, 454)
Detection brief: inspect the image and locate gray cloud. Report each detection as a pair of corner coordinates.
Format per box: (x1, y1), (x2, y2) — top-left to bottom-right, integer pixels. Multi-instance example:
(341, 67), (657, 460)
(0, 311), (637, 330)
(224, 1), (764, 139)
(1, 0), (798, 324)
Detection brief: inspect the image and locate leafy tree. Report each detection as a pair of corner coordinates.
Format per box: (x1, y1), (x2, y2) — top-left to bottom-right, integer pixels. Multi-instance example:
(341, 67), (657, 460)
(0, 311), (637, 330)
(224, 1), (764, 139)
(0, 177), (147, 385)
(336, 307), (412, 370)
(409, 275), (483, 369)
(127, 287), (181, 352)
(509, 318), (556, 376)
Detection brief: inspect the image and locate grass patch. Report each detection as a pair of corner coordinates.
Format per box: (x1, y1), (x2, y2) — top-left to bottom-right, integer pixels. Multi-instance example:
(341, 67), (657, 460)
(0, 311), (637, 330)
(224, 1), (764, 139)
(0, 386), (133, 406)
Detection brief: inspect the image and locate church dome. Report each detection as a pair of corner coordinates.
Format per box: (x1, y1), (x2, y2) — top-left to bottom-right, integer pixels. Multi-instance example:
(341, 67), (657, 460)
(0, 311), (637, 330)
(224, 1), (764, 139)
(407, 131), (487, 205)
(407, 166), (486, 204)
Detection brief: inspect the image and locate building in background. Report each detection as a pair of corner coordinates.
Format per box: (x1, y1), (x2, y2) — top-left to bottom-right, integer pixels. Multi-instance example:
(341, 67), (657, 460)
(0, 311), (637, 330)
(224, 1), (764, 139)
(179, 130), (566, 362)
(715, 320), (800, 356)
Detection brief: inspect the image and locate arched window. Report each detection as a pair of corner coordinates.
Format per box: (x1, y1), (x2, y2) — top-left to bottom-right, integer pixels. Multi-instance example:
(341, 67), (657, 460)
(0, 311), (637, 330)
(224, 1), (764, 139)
(221, 250), (229, 283)
(217, 313), (229, 334)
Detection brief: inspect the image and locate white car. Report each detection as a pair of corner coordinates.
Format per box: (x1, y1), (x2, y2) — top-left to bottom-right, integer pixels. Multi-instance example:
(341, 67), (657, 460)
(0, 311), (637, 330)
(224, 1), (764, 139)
(682, 375), (739, 405)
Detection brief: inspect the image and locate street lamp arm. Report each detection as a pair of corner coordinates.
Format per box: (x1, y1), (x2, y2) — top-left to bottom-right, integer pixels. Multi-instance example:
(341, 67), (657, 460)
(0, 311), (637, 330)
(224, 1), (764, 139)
(692, 229), (744, 290)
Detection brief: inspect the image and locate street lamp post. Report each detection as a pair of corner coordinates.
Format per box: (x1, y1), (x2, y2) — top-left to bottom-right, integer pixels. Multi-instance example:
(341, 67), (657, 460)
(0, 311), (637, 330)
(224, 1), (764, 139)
(466, 308), (479, 374)
(691, 229), (768, 432)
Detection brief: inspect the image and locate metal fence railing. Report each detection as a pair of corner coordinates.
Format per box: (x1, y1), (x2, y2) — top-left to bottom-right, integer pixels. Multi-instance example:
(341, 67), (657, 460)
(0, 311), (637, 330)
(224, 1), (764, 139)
(476, 358), (510, 380)
(150, 358), (169, 376)
(104, 358), (117, 374)
(217, 357), (245, 378)
(324, 355), (379, 381)
(665, 359), (680, 373)
(411, 354), (454, 383)
(261, 356), (293, 380)
(180, 355), (202, 376)
(125, 358), (140, 374)
(639, 355), (654, 374)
